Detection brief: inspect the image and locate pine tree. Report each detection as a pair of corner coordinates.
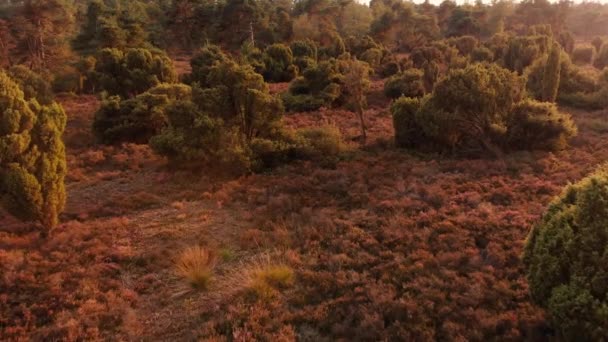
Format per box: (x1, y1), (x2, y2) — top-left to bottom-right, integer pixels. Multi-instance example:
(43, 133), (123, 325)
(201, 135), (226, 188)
(0, 70), (67, 230)
(11, 0), (74, 70)
(0, 19), (14, 67)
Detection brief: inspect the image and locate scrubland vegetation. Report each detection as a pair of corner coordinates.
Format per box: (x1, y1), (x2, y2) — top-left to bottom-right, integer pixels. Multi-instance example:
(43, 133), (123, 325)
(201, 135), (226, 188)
(3, 0), (608, 340)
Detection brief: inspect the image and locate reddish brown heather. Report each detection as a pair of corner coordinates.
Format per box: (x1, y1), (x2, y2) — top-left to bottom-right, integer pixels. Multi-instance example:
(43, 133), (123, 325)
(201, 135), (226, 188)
(2, 90), (608, 340)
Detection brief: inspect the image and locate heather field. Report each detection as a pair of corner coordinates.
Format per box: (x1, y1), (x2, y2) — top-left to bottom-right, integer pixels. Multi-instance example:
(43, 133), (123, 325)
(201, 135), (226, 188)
(3, 91), (608, 340)
(3, 0), (608, 340)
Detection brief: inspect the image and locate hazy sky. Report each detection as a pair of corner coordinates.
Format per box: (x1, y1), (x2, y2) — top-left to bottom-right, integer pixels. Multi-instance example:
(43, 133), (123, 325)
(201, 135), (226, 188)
(356, 0), (608, 4)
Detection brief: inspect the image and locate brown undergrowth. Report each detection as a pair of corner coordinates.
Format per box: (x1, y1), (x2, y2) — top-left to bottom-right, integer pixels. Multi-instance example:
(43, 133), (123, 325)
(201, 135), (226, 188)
(3, 89), (608, 340)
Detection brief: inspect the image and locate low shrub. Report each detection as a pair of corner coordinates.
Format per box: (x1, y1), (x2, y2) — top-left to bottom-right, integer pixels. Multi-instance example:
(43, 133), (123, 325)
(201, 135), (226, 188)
(417, 63), (523, 151)
(283, 59), (346, 112)
(148, 100), (225, 165)
(91, 48), (177, 98)
(262, 44), (298, 83)
(359, 48), (384, 68)
(281, 93), (326, 112)
(410, 45), (443, 69)
(241, 42), (266, 75)
(250, 138), (299, 170)
(506, 100), (576, 151)
(559, 64), (598, 95)
(503, 35), (550, 73)
(383, 69), (425, 99)
(8, 65), (54, 105)
(527, 49), (599, 106)
(391, 96), (425, 148)
(318, 33), (346, 59)
(250, 126), (344, 170)
(471, 46), (494, 63)
(291, 39), (318, 72)
(448, 35), (478, 55)
(379, 60), (401, 78)
(559, 88), (608, 111)
(152, 57), (345, 172)
(52, 66), (81, 94)
(93, 83), (192, 144)
(391, 63), (576, 155)
(295, 125), (344, 158)
(346, 35), (381, 57)
(187, 44), (230, 86)
(291, 39), (318, 60)
(422, 61), (441, 92)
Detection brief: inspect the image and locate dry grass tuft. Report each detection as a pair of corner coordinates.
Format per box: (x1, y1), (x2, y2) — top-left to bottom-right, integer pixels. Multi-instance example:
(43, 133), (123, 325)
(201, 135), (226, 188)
(175, 246), (217, 290)
(241, 256), (295, 301)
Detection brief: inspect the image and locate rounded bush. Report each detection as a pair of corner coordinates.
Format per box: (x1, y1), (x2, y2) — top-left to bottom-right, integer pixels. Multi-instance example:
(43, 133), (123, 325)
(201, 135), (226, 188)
(284, 59), (345, 112)
(291, 39), (318, 60)
(8, 65), (54, 105)
(93, 83), (192, 144)
(391, 96), (424, 148)
(379, 60), (401, 78)
(471, 46), (494, 63)
(262, 44), (297, 83)
(295, 126), (344, 158)
(524, 167), (608, 340)
(319, 33), (346, 59)
(506, 100), (576, 151)
(347, 35), (381, 57)
(410, 46), (443, 69)
(417, 63), (524, 150)
(52, 66), (81, 94)
(149, 100), (224, 164)
(559, 64), (598, 96)
(559, 88), (608, 111)
(383, 69), (425, 99)
(92, 48), (177, 97)
(488, 32), (510, 61)
(359, 48), (383, 68)
(448, 35), (478, 55)
(504, 35), (549, 73)
(189, 44), (230, 86)
(282, 93), (326, 112)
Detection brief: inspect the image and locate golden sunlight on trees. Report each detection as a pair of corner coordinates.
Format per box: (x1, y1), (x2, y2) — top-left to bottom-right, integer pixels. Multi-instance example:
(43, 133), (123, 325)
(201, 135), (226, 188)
(0, 70), (66, 230)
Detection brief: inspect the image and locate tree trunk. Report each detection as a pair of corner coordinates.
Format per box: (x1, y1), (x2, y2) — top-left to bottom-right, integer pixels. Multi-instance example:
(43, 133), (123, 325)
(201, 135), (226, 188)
(357, 104), (366, 144)
(249, 21), (255, 47)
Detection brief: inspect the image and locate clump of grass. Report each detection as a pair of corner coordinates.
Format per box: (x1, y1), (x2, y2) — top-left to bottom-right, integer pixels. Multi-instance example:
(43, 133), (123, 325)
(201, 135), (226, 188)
(175, 246), (216, 290)
(219, 248), (236, 262)
(245, 262), (294, 301)
(258, 265), (294, 288)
